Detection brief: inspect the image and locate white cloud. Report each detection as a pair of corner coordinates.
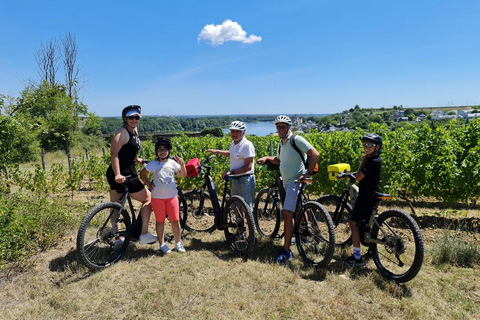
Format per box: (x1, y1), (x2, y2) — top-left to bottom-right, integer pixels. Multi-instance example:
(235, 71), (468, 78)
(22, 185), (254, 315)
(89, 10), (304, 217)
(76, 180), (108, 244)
(198, 19), (262, 46)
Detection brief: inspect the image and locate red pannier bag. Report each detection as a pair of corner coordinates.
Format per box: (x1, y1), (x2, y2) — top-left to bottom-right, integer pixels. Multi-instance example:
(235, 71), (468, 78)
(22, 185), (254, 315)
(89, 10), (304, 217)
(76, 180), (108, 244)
(186, 158), (200, 178)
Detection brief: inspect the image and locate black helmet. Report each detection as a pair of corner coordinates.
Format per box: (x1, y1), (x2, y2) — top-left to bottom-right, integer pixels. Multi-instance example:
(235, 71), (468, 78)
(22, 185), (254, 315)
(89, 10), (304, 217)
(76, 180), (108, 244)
(360, 133), (382, 146)
(155, 138), (172, 151)
(121, 105), (142, 119)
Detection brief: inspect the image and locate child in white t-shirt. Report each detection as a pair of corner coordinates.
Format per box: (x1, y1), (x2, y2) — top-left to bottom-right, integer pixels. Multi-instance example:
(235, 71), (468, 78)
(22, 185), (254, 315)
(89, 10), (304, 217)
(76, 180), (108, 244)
(140, 138), (187, 254)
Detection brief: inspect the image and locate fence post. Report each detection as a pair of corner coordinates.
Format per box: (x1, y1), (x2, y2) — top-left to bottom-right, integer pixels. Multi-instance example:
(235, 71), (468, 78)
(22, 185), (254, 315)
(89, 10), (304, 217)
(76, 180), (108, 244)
(269, 141), (273, 156)
(85, 148), (89, 160)
(67, 148), (72, 172)
(41, 148), (46, 171)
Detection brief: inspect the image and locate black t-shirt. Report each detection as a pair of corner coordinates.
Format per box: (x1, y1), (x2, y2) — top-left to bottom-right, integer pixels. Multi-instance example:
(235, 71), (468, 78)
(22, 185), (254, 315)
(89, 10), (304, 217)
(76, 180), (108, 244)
(358, 155), (381, 197)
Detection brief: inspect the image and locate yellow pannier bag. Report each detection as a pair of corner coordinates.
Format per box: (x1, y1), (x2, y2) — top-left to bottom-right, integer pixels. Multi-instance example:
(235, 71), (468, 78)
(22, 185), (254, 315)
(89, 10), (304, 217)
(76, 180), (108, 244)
(327, 163), (351, 180)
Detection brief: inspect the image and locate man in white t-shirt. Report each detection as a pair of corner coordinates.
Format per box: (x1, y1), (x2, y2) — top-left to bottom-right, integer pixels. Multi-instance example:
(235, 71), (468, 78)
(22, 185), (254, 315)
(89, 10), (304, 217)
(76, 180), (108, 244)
(207, 121), (255, 209)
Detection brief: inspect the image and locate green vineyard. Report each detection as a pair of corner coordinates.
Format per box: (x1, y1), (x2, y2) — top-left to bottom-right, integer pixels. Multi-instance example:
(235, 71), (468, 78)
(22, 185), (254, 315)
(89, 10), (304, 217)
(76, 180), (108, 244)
(3, 119), (480, 204)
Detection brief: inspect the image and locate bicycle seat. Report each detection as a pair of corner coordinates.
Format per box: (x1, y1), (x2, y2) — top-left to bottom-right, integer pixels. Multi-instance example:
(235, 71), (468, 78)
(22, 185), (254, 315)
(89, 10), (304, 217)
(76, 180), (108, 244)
(299, 177), (313, 184)
(374, 192), (391, 201)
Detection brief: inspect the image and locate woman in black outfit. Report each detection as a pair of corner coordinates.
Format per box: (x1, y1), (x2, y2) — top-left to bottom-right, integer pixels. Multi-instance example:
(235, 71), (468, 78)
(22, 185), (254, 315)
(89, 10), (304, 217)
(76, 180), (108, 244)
(106, 105), (157, 245)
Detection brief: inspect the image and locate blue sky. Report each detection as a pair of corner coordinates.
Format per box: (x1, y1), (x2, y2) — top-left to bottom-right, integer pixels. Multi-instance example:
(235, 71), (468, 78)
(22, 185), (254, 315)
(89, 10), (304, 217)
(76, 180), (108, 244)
(1, 0), (479, 116)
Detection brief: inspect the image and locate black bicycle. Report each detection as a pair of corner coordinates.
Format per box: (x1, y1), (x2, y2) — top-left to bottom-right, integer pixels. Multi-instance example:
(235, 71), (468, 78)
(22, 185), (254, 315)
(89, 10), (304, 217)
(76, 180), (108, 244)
(318, 172), (424, 283)
(253, 170), (282, 239)
(183, 155), (256, 256)
(76, 175), (187, 270)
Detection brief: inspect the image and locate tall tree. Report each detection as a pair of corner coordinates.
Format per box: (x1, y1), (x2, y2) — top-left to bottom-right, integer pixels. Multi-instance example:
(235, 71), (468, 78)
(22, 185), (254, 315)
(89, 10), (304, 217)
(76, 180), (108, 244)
(35, 38), (59, 85)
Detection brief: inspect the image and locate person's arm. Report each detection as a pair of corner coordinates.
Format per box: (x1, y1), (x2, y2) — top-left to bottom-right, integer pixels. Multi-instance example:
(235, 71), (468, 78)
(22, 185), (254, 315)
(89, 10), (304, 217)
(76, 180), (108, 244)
(139, 167), (154, 190)
(206, 149), (230, 158)
(356, 155), (368, 182)
(256, 156), (280, 165)
(174, 155), (187, 178)
(226, 156), (254, 176)
(110, 128), (129, 184)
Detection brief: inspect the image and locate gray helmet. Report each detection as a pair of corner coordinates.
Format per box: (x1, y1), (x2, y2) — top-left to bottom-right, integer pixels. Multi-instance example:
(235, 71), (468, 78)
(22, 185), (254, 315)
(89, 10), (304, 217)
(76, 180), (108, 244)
(361, 133), (382, 147)
(274, 115), (292, 125)
(229, 121), (246, 131)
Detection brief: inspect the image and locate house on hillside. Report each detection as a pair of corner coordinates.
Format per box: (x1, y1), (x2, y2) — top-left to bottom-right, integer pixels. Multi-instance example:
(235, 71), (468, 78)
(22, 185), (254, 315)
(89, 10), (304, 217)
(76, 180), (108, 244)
(417, 113), (426, 121)
(392, 111), (404, 120)
(431, 110), (444, 120)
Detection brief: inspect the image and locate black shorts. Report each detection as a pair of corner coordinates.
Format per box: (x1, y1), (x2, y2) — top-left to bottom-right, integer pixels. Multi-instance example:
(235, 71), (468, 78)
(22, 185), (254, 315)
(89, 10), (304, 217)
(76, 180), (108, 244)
(106, 166), (145, 194)
(351, 195), (377, 223)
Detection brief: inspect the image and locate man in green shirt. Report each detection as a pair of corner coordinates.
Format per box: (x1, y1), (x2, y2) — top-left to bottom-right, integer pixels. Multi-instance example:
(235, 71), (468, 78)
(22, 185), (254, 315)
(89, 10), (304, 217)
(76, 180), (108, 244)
(257, 115), (319, 264)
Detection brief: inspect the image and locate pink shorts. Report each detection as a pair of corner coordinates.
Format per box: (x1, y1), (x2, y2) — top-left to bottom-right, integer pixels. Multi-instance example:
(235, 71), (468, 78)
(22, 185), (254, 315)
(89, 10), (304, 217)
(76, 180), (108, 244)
(151, 197), (180, 223)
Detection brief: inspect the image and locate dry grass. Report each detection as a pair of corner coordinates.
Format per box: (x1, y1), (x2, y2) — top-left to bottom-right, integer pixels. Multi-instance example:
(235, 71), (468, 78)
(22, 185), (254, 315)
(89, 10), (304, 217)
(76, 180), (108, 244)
(1, 193), (479, 320)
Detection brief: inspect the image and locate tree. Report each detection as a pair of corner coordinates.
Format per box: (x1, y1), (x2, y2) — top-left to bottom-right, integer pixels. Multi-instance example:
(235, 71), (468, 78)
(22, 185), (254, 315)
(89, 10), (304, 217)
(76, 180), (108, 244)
(200, 127), (224, 137)
(35, 38), (59, 85)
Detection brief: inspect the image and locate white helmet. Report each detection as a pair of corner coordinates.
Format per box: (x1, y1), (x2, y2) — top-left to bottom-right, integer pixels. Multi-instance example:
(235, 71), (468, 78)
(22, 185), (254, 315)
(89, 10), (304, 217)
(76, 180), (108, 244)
(229, 121), (246, 131)
(274, 115), (292, 125)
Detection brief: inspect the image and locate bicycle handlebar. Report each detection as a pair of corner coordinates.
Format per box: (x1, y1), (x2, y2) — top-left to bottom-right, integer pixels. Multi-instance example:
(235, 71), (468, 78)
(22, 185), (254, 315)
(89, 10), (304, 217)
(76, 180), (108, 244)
(336, 171), (356, 182)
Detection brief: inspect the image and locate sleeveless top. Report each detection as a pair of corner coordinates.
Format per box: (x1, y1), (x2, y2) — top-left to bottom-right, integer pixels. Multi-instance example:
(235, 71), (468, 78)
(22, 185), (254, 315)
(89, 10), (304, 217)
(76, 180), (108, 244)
(107, 128), (142, 177)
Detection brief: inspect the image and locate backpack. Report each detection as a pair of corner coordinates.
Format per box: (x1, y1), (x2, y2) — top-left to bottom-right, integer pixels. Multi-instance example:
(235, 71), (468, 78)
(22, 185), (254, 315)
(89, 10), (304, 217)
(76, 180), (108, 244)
(279, 134), (318, 174)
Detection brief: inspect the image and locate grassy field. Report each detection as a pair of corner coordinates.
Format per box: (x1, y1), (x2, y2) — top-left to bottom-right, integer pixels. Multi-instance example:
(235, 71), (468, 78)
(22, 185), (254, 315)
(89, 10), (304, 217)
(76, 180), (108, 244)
(0, 190), (479, 320)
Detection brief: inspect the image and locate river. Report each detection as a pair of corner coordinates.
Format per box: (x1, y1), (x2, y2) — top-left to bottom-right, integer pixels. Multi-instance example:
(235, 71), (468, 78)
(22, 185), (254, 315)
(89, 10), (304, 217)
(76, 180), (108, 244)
(222, 121), (275, 137)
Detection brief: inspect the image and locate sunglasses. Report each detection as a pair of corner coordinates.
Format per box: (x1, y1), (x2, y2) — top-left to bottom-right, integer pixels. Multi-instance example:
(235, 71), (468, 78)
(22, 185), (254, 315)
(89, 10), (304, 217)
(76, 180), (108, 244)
(276, 125), (289, 130)
(363, 142), (376, 147)
(127, 116), (140, 120)
(157, 148), (169, 152)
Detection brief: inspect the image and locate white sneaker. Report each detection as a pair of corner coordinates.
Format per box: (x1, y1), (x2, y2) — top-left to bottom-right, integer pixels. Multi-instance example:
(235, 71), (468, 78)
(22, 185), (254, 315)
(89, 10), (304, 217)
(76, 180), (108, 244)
(174, 242), (186, 253)
(139, 233), (158, 244)
(160, 243), (172, 254)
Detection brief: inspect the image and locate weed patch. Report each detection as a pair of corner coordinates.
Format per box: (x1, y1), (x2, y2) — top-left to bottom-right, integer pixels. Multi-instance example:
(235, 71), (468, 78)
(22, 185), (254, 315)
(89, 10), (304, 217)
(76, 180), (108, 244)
(430, 231), (480, 267)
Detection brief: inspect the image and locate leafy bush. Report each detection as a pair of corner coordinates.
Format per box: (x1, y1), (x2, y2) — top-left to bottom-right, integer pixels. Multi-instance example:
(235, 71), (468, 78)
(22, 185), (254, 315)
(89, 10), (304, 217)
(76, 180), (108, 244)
(0, 192), (76, 267)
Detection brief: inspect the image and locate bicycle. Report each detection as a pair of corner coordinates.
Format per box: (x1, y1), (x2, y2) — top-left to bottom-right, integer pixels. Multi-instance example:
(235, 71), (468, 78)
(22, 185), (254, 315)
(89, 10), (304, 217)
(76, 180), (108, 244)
(183, 155), (256, 256)
(317, 171), (424, 283)
(76, 175), (187, 270)
(254, 161), (336, 267)
(286, 176), (336, 267)
(253, 163), (283, 239)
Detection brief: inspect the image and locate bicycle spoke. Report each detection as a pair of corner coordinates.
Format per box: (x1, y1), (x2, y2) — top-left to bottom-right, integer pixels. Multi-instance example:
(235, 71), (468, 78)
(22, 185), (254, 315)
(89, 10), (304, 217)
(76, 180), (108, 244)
(371, 210), (424, 283)
(77, 202), (132, 270)
(296, 201), (335, 268)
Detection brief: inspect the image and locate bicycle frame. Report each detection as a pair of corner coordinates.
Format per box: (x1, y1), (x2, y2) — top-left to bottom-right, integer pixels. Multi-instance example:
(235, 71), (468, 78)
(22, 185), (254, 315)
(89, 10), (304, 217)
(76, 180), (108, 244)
(108, 176), (139, 239)
(197, 156), (232, 230)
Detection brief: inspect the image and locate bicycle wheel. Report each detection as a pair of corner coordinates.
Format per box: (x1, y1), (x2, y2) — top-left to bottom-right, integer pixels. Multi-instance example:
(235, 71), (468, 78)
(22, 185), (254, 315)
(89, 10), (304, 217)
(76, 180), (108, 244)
(77, 202), (132, 270)
(253, 188), (281, 238)
(183, 190), (216, 232)
(177, 190), (187, 232)
(224, 195), (256, 256)
(317, 195), (352, 247)
(295, 201), (336, 268)
(370, 209), (424, 283)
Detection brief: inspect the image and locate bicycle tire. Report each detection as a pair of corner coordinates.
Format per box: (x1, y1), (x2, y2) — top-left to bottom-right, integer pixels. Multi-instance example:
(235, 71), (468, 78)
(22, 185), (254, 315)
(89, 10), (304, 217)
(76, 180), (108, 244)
(177, 190), (187, 232)
(224, 195), (256, 256)
(370, 209), (424, 283)
(317, 195), (352, 247)
(253, 188), (281, 238)
(295, 201), (336, 268)
(76, 202), (132, 270)
(183, 190), (216, 232)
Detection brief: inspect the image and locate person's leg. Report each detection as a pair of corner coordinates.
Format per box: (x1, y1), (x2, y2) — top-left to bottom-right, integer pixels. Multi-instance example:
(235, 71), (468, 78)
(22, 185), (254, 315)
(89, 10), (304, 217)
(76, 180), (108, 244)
(152, 198), (167, 243)
(232, 175), (255, 210)
(281, 182), (301, 251)
(130, 188), (152, 236)
(283, 209), (294, 251)
(156, 221), (165, 245)
(165, 197), (181, 243)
